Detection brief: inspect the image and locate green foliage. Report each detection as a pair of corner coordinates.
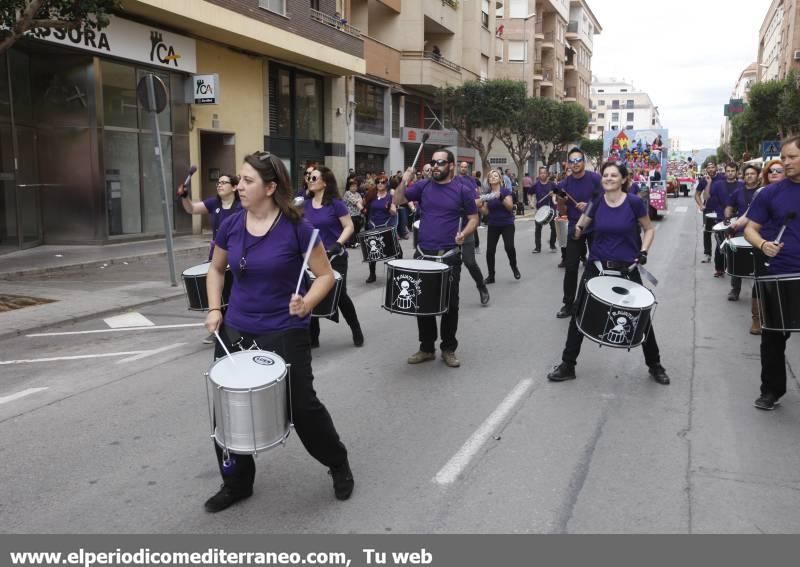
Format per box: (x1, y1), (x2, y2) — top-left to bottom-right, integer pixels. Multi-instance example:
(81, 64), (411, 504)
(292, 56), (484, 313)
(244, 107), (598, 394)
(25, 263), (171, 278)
(578, 138), (603, 161)
(540, 102), (590, 167)
(497, 95), (559, 176)
(777, 70), (800, 137)
(1, 0), (119, 53)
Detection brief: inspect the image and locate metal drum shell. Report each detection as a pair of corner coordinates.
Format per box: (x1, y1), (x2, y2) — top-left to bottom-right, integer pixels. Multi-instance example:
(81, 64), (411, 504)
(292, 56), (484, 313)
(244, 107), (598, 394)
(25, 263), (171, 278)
(207, 350), (290, 455)
(555, 217), (569, 249)
(755, 274), (800, 333)
(182, 262), (233, 311)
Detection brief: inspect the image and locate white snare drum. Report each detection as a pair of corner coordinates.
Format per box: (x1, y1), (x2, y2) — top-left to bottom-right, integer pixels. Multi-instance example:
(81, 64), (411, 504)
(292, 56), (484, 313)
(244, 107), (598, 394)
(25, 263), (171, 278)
(755, 273), (800, 332)
(534, 207), (555, 226)
(576, 276), (656, 349)
(712, 218), (736, 245)
(306, 269), (343, 318)
(206, 350), (291, 455)
(383, 259), (451, 316)
(182, 262), (233, 311)
(555, 216), (569, 248)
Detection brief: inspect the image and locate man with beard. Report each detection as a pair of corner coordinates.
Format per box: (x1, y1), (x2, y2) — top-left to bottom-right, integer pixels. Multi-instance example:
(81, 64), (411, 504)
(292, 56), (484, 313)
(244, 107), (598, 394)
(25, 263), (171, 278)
(724, 164), (761, 301)
(394, 150), (480, 367)
(707, 162), (744, 278)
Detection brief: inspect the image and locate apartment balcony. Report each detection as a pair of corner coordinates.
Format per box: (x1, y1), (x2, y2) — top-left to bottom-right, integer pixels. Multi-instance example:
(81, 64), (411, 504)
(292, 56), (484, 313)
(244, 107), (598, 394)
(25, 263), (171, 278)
(423, 1), (458, 35)
(364, 36), (401, 83)
(534, 19), (544, 38)
(534, 65), (553, 85)
(376, 0), (401, 13)
(310, 8), (361, 38)
(565, 56), (575, 70)
(533, 59), (543, 79)
(564, 86), (577, 101)
(541, 31), (555, 49)
(566, 20), (578, 39)
(400, 51), (462, 90)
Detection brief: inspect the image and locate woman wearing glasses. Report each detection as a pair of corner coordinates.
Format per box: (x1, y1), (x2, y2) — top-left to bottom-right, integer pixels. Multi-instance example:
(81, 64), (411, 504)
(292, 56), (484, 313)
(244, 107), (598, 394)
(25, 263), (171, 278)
(362, 174), (397, 283)
(303, 166), (365, 348)
(203, 152), (354, 513)
(177, 174), (241, 260)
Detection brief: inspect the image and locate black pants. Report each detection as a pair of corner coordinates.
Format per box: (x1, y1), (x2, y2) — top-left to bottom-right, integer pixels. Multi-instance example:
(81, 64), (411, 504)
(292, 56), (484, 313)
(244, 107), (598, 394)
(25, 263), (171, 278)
(761, 330), (791, 399)
(212, 327), (348, 491)
(562, 263), (661, 367)
(535, 219), (557, 251)
(415, 248), (462, 353)
(703, 216), (714, 256)
(309, 254), (361, 342)
(714, 239), (724, 272)
(348, 216), (363, 247)
(461, 232), (485, 289)
(731, 275), (741, 293)
(486, 224), (517, 277)
(562, 228), (588, 306)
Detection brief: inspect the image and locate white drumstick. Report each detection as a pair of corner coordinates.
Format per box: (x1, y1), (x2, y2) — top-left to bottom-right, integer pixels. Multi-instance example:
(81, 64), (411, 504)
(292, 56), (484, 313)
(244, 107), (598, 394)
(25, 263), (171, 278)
(213, 330), (238, 367)
(295, 229), (320, 295)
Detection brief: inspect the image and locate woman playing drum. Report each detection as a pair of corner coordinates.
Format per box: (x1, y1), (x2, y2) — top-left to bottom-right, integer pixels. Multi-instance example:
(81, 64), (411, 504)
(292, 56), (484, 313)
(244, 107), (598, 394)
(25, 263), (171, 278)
(203, 152), (354, 512)
(363, 175), (397, 283)
(302, 166), (365, 348)
(481, 169), (521, 282)
(547, 161), (670, 385)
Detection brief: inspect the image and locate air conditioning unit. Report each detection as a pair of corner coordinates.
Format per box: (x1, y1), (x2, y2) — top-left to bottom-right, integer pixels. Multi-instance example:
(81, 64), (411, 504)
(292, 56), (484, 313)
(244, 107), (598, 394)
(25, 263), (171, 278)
(794, 49), (800, 60)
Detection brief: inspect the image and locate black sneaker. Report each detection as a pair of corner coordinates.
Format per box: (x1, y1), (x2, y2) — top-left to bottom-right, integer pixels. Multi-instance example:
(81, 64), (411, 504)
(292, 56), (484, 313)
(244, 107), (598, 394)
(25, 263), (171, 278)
(479, 286), (490, 306)
(365, 274), (377, 283)
(484, 275), (495, 285)
(352, 326), (364, 347)
(204, 484), (253, 513)
(547, 362), (576, 382)
(648, 364), (670, 385)
(556, 304), (573, 319)
(557, 261), (566, 268)
(727, 289), (740, 301)
(329, 461), (354, 500)
(512, 267), (521, 280)
(533, 248), (541, 253)
(754, 393), (780, 411)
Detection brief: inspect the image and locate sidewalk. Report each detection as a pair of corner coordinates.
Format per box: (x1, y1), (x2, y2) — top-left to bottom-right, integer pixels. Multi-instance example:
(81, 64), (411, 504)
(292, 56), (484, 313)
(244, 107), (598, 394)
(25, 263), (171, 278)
(0, 236), (210, 340)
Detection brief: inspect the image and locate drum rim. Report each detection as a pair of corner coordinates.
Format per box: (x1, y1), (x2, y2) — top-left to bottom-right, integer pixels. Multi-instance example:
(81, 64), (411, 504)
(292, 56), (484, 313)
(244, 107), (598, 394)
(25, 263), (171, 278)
(182, 262), (212, 276)
(381, 304), (449, 316)
(208, 350), (288, 389)
(359, 226), (396, 236)
(754, 272), (800, 282)
(585, 276), (655, 308)
(213, 428), (291, 454)
(387, 259), (451, 271)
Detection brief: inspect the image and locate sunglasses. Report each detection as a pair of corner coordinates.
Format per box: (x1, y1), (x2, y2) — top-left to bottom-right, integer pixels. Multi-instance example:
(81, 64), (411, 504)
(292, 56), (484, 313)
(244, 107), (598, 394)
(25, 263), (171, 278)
(429, 159), (449, 167)
(217, 180), (231, 186)
(376, 180), (387, 184)
(568, 157), (585, 164)
(307, 174), (320, 182)
(769, 167), (784, 174)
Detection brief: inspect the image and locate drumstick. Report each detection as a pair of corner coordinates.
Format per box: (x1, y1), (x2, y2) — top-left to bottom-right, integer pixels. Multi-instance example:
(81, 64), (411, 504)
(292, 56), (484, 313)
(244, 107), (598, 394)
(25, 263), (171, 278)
(410, 132), (431, 170)
(213, 330), (238, 367)
(536, 191), (554, 206)
(774, 211), (797, 244)
(294, 229), (320, 296)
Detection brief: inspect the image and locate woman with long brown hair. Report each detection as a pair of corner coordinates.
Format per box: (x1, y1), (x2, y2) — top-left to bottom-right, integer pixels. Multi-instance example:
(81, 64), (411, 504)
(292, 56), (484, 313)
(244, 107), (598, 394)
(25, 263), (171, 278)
(362, 174), (397, 283)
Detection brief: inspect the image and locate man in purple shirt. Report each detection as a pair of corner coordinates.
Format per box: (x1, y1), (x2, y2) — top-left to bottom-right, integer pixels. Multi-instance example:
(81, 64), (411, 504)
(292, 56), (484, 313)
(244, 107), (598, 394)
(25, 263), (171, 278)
(708, 162), (744, 277)
(532, 166), (557, 253)
(555, 147), (602, 318)
(724, 164), (761, 301)
(395, 150), (480, 368)
(694, 161), (725, 263)
(744, 136), (800, 410)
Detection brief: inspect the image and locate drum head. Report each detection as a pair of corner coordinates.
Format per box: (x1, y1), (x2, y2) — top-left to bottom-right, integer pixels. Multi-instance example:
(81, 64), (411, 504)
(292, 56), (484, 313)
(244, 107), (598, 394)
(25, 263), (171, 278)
(413, 220), (420, 229)
(705, 212), (718, 220)
(209, 350), (287, 389)
(728, 236), (751, 249)
(183, 262), (211, 276)
(306, 269), (342, 281)
(586, 276), (654, 309)
(388, 259), (449, 272)
(534, 208), (553, 222)
(712, 221), (730, 232)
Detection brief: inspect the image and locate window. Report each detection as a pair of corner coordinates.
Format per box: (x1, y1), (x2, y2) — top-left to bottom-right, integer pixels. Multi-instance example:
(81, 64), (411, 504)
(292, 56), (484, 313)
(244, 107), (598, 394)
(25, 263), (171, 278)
(258, 0), (286, 15)
(598, 99), (605, 106)
(626, 112), (634, 121)
(626, 125), (634, 130)
(597, 89), (604, 93)
(354, 79), (385, 135)
(509, 0), (528, 18)
(620, 89), (627, 92)
(481, 0), (490, 28)
(597, 113), (604, 118)
(391, 95), (400, 138)
(508, 41), (527, 62)
(310, 0), (320, 9)
(626, 99), (634, 108)
(611, 99), (620, 109)
(295, 74), (323, 140)
(611, 112), (619, 122)
(481, 55), (489, 80)
(489, 157), (508, 165)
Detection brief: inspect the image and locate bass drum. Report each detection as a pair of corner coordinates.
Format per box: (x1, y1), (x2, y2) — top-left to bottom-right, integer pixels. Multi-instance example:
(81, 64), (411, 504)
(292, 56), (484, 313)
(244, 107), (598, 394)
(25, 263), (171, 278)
(723, 236), (768, 278)
(182, 262), (233, 311)
(383, 259), (451, 316)
(755, 273), (800, 332)
(576, 276), (656, 349)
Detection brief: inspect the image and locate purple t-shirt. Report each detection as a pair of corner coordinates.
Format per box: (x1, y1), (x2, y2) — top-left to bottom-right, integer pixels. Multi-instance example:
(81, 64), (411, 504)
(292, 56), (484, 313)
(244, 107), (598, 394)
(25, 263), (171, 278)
(533, 180), (555, 209)
(708, 179), (743, 219)
(405, 178), (479, 250)
(746, 178), (800, 275)
(367, 193), (393, 227)
(558, 171), (602, 225)
(215, 211), (316, 334)
(303, 198), (349, 256)
(203, 198), (241, 238)
(728, 186), (759, 216)
(587, 194), (647, 263)
(486, 188), (515, 227)
(697, 173), (726, 212)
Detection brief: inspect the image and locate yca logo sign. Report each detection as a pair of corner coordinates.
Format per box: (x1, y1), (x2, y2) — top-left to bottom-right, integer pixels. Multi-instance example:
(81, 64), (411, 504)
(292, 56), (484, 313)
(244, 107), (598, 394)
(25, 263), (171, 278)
(149, 31), (180, 67)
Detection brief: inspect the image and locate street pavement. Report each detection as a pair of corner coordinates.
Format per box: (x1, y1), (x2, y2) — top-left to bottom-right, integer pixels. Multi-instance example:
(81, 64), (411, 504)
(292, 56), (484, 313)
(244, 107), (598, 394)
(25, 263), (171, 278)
(1, 202), (799, 533)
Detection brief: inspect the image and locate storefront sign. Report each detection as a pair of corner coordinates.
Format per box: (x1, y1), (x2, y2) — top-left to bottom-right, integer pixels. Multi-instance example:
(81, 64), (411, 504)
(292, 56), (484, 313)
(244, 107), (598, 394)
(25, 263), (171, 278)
(192, 74), (219, 104)
(27, 16), (197, 73)
(401, 127), (458, 146)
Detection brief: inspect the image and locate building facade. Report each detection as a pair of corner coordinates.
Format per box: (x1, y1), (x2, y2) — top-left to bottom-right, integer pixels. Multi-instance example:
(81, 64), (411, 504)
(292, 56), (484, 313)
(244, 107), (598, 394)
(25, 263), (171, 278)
(721, 63), (757, 147)
(758, 0), (800, 82)
(588, 77), (662, 140)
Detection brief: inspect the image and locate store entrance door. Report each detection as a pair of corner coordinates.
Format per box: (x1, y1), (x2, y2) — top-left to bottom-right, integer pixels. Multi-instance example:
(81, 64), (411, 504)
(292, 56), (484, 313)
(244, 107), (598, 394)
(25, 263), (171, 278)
(14, 125), (42, 248)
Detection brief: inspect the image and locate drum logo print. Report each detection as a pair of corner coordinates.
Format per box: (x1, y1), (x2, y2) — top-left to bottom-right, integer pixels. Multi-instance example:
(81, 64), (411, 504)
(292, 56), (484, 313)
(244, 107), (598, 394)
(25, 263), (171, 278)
(602, 309), (639, 345)
(366, 236), (386, 261)
(392, 274), (422, 311)
(252, 355), (275, 366)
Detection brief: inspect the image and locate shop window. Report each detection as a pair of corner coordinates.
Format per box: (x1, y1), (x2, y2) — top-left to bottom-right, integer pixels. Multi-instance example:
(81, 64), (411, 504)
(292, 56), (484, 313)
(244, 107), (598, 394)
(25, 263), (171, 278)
(355, 80), (385, 135)
(391, 95), (400, 138)
(295, 74), (323, 140)
(102, 61), (138, 129)
(269, 67), (292, 138)
(136, 69), (171, 133)
(104, 130), (141, 234)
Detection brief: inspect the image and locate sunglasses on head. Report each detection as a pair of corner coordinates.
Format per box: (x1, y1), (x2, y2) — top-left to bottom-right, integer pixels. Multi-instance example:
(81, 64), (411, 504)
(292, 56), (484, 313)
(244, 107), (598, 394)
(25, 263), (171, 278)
(568, 157), (584, 164)
(429, 159), (449, 167)
(769, 167), (784, 174)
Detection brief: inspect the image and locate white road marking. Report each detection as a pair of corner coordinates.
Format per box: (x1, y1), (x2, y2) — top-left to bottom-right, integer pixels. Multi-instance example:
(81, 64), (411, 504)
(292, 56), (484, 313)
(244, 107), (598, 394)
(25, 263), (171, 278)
(0, 351), (145, 365)
(674, 206), (688, 213)
(434, 378), (535, 485)
(0, 387), (48, 405)
(117, 342), (187, 364)
(27, 323), (203, 338)
(104, 312), (155, 328)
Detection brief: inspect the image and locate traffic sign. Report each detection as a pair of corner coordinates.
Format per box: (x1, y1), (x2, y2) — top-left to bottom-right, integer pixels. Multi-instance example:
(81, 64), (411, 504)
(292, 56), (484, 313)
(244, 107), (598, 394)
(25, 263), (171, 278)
(762, 140), (780, 158)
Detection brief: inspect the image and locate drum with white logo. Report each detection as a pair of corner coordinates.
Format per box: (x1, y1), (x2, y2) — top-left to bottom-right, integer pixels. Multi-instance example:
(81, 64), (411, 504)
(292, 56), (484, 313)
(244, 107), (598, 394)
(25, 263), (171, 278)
(206, 350), (291, 455)
(576, 276), (656, 349)
(383, 259), (451, 316)
(534, 207), (555, 226)
(182, 262), (233, 311)
(358, 226), (401, 263)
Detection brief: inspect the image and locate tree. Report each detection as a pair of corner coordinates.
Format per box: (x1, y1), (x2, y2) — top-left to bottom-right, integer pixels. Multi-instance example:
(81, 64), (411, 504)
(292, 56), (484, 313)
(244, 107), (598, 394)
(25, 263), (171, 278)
(578, 137), (603, 168)
(1, 0), (119, 54)
(497, 95), (559, 178)
(439, 79), (526, 173)
(540, 102), (590, 168)
(777, 70), (800, 137)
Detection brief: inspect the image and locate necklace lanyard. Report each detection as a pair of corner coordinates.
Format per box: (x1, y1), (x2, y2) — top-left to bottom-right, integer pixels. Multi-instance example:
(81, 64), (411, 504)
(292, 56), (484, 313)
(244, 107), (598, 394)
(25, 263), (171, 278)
(239, 211), (282, 274)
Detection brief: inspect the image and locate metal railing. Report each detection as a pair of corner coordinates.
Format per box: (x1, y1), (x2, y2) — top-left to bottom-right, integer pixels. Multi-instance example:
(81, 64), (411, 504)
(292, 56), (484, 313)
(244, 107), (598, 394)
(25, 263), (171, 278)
(310, 8), (361, 37)
(534, 65), (553, 81)
(402, 50), (461, 73)
(441, 0), (458, 7)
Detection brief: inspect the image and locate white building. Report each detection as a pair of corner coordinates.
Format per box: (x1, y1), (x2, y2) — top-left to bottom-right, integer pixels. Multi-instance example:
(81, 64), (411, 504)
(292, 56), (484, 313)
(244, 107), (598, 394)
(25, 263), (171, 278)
(721, 63), (757, 147)
(587, 77), (662, 140)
